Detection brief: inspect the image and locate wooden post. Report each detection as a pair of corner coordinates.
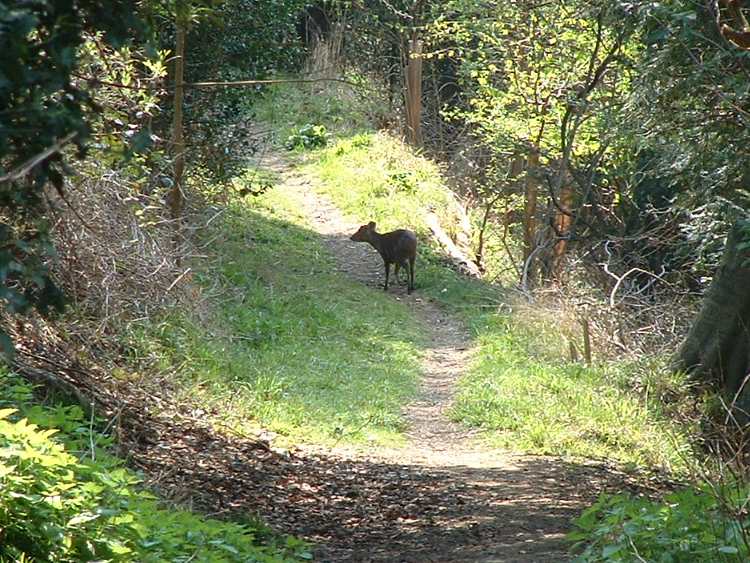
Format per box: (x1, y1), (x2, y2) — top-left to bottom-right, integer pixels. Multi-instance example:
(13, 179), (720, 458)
(169, 21), (186, 223)
(404, 36), (423, 147)
(581, 318), (592, 365)
(569, 339), (579, 362)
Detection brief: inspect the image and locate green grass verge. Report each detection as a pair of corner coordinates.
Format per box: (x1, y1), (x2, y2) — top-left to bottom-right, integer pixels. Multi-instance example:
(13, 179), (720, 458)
(132, 180), (423, 446)
(301, 122), (694, 469)
(453, 313), (691, 469)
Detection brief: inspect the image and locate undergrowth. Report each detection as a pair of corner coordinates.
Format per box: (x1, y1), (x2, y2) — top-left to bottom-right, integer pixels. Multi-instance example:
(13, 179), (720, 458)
(0, 368), (310, 562)
(130, 179), (423, 446)
(570, 487), (750, 562)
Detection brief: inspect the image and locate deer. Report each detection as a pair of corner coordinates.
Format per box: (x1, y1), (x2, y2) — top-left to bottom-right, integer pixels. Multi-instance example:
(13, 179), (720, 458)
(350, 221), (417, 294)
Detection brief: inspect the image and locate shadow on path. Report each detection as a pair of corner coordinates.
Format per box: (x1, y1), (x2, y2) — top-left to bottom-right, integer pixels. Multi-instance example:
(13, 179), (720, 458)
(127, 413), (639, 563)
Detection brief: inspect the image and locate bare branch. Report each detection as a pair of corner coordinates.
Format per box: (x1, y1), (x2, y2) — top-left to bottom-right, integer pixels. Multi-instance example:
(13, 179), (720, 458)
(0, 132), (77, 184)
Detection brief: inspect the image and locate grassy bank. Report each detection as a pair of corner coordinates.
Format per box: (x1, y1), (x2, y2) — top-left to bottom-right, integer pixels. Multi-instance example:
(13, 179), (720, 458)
(452, 312), (691, 468)
(300, 119), (693, 469)
(132, 176), (423, 446)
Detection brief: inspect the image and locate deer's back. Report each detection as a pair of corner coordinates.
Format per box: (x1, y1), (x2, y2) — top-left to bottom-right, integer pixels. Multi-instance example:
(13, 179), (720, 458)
(378, 229), (417, 262)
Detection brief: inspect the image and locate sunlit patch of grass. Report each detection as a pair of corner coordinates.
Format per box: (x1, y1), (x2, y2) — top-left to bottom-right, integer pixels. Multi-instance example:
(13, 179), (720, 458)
(310, 132), (505, 308)
(252, 77), (386, 141)
(304, 127), (696, 470)
(452, 311), (694, 470)
(131, 183), (423, 446)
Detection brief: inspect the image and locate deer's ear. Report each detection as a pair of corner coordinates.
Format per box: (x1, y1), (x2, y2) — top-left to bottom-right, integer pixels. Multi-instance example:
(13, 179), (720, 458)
(368, 221), (376, 229)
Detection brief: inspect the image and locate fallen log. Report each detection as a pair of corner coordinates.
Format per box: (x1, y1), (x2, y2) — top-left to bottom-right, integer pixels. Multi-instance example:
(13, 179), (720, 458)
(425, 212), (482, 278)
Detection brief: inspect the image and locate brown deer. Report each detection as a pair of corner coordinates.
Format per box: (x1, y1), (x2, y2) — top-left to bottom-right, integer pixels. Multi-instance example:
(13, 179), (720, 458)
(350, 221), (417, 294)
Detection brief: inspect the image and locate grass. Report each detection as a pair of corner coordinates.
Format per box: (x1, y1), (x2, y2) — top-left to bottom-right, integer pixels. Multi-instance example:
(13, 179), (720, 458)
(311, 132), (504, 308)
(252, 76), (387, 142)
(295, 110), (695, 469)
(453, 312), (692, 469)
(131, 179), (423, 446)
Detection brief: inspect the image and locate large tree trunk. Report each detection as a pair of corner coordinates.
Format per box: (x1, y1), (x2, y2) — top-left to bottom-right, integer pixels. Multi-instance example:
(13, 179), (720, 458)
(676, 223), (750, 420)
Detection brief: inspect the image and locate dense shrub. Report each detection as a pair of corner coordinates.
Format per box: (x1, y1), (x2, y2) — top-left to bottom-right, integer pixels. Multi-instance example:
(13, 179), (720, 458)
(571, 488), (749, 562)
(0, 371), (310, 562)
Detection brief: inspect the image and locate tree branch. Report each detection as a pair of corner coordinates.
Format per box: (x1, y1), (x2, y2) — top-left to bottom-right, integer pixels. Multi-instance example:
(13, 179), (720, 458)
(0, 132), (77, 184)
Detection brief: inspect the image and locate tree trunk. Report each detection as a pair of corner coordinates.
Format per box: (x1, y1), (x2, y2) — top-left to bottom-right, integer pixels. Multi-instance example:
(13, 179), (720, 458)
(522, 148), (540, 278)
(169, 21), (186, 222)
(676, 223), (750, 420)
(548, 161), (575, 280)
(551, 181), (574, 275)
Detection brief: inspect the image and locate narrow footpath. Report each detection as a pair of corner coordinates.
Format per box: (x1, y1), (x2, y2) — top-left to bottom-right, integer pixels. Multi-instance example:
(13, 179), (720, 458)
(257, 152), (635, 562)
(127, 148), (640, 563)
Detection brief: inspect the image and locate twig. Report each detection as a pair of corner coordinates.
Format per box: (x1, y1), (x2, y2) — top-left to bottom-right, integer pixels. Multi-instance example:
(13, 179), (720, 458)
(166, 268), (192, 292)
(609, 267), (671, 308)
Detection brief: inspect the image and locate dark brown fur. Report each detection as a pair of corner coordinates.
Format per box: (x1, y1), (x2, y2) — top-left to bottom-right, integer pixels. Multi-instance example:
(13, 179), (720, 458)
(350, 221), (417, 293)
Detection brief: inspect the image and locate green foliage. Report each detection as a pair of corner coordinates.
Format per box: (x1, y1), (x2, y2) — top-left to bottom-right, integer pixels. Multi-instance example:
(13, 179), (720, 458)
(425, 0), (637, 220)
(571, 488), (750, 562)
(129, 182), (423, 445)
(620, 0), (750, 274)
(285, 124), (329, 150)
(430, 0), (633, 153)
(0, 370), (310, 562)
(0, 408), (136, 561)
(175, 0), (309, 185)
(0, 0), (146, 355)
(186, 0), (307, 81)
(78, 36), (168, 167)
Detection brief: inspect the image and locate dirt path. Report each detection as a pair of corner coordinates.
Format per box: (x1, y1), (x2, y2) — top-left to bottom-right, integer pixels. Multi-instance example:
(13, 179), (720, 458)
(274, 156), (477, 464)
(244, 153), (636, 562)
(120, 147), (643, 563)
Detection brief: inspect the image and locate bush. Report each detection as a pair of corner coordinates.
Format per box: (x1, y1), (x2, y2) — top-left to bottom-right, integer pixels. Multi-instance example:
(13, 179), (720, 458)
(0, 407), (140, 561)
(570, 488), (749, 562)
(284, 123), (329, 150)
(0, 371), (310, 562)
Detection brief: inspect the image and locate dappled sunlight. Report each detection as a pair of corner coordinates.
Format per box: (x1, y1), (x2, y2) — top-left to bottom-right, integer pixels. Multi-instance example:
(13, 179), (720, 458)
(128, 408), (641, 563)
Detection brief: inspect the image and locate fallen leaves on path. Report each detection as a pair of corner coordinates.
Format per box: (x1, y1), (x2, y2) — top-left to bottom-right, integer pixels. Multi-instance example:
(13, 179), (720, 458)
(124, 407), (646, 562)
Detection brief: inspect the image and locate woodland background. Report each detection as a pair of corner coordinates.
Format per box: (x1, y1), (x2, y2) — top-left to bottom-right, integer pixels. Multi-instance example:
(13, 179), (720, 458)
(2, 0), (750, 560)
